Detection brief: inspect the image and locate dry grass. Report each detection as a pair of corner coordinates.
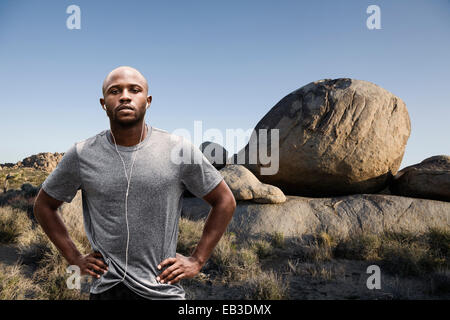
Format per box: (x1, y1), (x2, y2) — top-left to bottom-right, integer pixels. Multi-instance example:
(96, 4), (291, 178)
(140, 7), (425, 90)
(0, 263), (42, 299)
(31, 243), (90, 300)
(177, 217), (290, 299)
(245, 270), (289, 300)
(0, 206), (33, 244)
(0, 168), (48, 191)
(285, 232), (335, 263)
(0, 189), (91, 300)
(177, 217), (205, 256)
(176, 221), (450, 299)
(270, 231), (285, 249)
(334, 228), (450, 278)
(29, 194), (92, 300)
(250, 239), (273, 259)
(334, 233), (381, 261)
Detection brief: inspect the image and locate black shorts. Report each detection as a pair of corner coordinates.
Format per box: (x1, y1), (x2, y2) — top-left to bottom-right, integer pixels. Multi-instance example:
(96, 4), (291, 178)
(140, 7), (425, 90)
(89, 282), (148, 300)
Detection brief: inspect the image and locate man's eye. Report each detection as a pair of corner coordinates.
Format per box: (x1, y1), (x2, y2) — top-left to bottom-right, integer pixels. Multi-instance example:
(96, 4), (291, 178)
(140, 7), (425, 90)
(111, 89), (119, 94)
(131, 88), (140, 93)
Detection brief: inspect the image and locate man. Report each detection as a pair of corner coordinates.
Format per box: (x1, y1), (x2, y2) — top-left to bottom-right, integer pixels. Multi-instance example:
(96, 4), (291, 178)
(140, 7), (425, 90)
(33, 66), (236, 300)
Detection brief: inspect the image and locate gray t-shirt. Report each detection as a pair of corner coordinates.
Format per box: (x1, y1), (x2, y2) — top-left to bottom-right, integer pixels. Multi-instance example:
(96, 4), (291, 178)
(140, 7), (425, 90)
(41, 124), (224, 299)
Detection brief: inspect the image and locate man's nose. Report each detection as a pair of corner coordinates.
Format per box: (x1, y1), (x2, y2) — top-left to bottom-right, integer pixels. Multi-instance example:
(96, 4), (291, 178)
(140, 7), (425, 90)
(119, 89), (132, 102)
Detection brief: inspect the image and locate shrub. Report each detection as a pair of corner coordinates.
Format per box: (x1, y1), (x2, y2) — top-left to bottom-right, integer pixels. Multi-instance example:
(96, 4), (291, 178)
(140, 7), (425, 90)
(245, 270), (288, 300)
(0, 206), (33, 244)
(292, 232), (335, 262)
(21, 183), (40, 198)
(177, 218), (204, 256)
(379, 241), (443, 277)
(427, 228), (450, 262)
(271, 231), (285, 249)
(250, 239), (273, 259)
(237, 248), (259, 268)
(333, 229), (449, 278)
(334, 233), (381, 261)
(0, 189), (22, 206)
(210, 232), (237, 271)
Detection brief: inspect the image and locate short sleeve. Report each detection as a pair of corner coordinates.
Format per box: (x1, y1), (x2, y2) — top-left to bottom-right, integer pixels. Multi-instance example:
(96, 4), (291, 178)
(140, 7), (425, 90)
(180, 140), (224, 198)
(41, 144), (82, 203)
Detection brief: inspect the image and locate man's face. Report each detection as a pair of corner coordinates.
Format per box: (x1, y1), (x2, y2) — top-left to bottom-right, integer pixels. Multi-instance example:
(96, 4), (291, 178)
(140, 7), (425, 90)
(100, 68), (151, 126)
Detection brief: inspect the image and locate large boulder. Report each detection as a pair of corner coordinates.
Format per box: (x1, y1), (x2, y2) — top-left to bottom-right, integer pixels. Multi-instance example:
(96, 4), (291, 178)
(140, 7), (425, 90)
(390, 155), (450, 202)
(231, 79), (411, 197)
(220, 165), (286, 204)
(182, 194), (450, 239)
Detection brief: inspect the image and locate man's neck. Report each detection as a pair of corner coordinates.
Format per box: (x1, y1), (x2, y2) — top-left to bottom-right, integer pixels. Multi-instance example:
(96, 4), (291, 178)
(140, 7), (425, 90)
(109, 121), (148, 147)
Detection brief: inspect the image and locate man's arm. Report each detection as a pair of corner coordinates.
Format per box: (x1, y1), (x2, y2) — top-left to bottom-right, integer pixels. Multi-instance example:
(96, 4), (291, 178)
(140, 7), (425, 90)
(157, 180), (236, 284)
(33, 188), (108, 278)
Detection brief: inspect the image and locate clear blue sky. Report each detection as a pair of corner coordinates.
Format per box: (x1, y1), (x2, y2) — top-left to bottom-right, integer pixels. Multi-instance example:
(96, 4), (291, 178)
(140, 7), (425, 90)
(0, 0), (449, 168)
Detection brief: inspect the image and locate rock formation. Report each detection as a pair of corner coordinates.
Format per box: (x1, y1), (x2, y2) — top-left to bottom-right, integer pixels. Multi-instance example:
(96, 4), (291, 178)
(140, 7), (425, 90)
(232, 79), (411, 197)
(390, 155), (450, 202)
(1, 152), (64, 173)
(61, 190), (449, 240)
(220, 165), (286, 203)
(182, 194), (450, 239)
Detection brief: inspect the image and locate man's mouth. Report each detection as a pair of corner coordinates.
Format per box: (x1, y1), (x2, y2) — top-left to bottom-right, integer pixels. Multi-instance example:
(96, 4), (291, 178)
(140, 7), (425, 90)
(117, 105), (135, 112)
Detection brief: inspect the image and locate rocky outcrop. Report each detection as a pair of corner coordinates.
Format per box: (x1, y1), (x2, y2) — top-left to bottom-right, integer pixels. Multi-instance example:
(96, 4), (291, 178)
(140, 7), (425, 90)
(1, 153), (63, 173)
(0, 163), (17, 169)
(231, 78), (411, 197)
(220, 165), (286, 204)
(390, 155), (450, 202)
(19, 153), (64, 173)
(182, 194), (450, 239)
(64, 182), (450, 241)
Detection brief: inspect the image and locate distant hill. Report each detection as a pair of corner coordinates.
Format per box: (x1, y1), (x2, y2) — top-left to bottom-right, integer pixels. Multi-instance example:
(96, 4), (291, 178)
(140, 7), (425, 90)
(0, 152), (63, 173)
(0, 152), (62, 191)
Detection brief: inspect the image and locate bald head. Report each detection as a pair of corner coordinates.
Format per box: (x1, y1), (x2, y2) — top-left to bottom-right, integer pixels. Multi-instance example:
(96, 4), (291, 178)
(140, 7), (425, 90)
(102, 66), (149, 96)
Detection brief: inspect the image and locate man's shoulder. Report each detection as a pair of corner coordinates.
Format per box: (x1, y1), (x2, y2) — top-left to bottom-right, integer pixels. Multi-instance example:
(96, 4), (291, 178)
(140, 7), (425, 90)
(72, 130), (109, 153)
(151, 126), (186, 145)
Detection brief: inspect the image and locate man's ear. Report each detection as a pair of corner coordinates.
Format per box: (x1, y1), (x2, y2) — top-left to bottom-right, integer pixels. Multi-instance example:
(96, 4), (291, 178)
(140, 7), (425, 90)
(146, 96), (152, 109)
(100, 98), (105, 110)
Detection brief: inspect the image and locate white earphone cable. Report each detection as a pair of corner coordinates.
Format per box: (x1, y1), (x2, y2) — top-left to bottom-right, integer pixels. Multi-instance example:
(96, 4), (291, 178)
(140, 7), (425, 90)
(109, 117), (146, 283)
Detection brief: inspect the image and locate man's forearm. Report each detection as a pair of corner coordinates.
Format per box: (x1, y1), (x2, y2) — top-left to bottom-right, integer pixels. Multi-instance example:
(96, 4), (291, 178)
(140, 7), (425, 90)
(190, 200), (235, 266)
(34, 205), (82, 265)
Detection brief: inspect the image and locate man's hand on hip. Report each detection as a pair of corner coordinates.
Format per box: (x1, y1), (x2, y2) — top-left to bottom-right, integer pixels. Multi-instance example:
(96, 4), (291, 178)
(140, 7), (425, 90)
(156, 253), (202, 285)
(72, 251), (108, 279)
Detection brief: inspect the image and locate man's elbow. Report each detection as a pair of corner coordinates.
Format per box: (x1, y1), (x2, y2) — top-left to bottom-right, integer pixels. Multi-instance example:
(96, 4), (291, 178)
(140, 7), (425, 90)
(221, 193), (236, 216)
(203, 180), (236, 213)
(210, 193), (236, 215)
(221, 183), (237, 214)
(33, 189), (62, 223)
(33, 194), (44, 222)
(229, 195), (237, 212)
